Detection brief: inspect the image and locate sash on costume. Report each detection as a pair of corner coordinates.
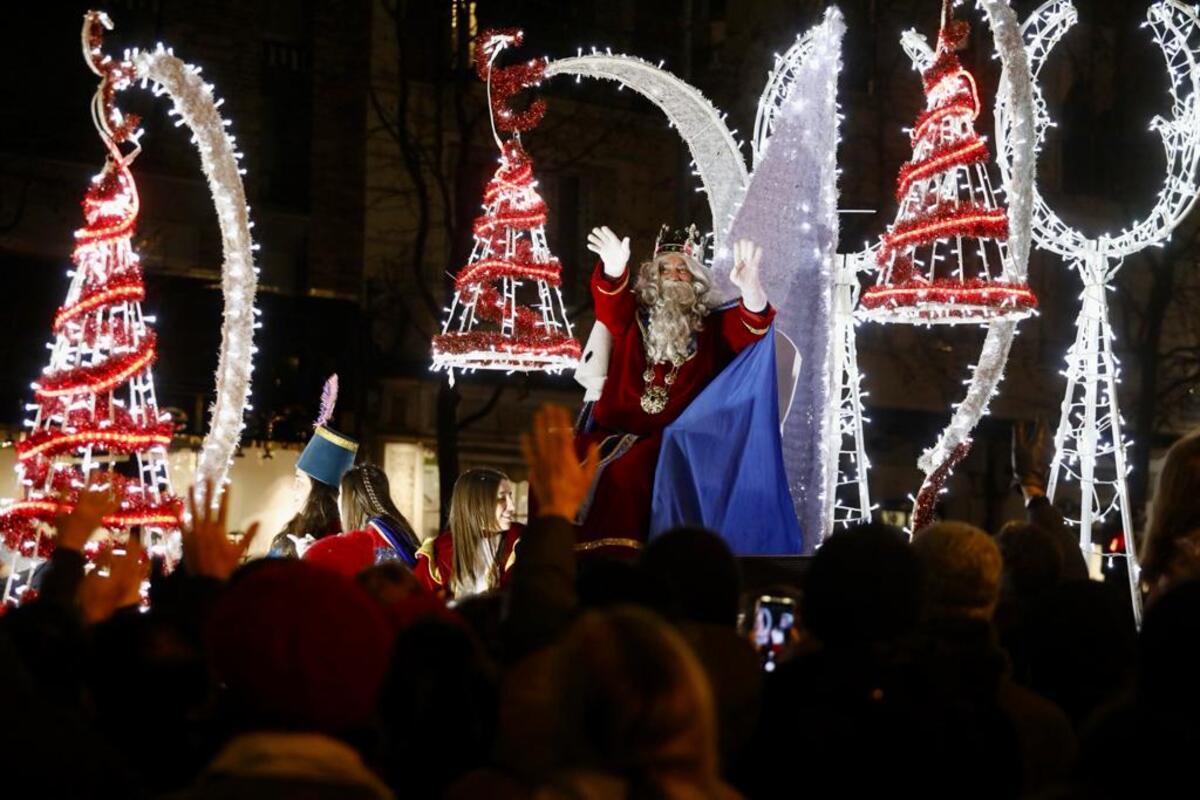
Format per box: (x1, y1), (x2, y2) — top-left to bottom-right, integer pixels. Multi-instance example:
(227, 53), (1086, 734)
(650, 328), (803, 555)
(368, 517), (418, 567)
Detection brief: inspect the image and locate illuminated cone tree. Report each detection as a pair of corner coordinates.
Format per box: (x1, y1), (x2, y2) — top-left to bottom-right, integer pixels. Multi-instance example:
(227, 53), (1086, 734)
(859, 1), (1036, 325)
(1, 159), (180, 603)
(431, 29), (581, 379)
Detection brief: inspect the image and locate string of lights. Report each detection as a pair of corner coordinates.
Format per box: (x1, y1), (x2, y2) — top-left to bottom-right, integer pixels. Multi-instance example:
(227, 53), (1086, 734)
(996, 0), (1200, 627)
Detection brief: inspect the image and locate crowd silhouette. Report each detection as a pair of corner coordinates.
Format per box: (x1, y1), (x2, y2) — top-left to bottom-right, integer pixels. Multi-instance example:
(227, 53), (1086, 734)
(1, 405), (1196, 799)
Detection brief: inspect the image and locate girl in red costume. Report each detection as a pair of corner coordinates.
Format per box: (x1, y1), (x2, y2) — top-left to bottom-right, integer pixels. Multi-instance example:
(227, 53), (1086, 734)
(415, 468), (521, 599)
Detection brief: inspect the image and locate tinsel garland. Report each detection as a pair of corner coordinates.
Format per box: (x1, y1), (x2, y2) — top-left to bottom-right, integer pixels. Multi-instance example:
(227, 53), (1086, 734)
(9, 470), (162, 506)
(860, 277), (1037, 312)
(467, 284), (542, 333)
(34, 334), (157, 399)
(912, 99), (979, 144)
(23, 392), (160, 429)
(911, 440), (972, 532)
(939, 13), (973, 51)
(83, 12), (141, 146)
(53, 277), (145, 332)
(474, 207), (548, 237)
(922, 44), (971, 95)
(1, 497), (183, 558)
(1, 467), (183, 558)
(432, 331), (581, 359)
(472, 142), (548, 238)
(476, 28), (547, 133)
(67, 319), (138, 349)
(895, 135), (989, 199)
(455, 256), (563, 291)
(878, 204), (1009, 266)
(76, 169), (139, 243)
(16, 423), (174, 462)
(483, 151), (535, 200)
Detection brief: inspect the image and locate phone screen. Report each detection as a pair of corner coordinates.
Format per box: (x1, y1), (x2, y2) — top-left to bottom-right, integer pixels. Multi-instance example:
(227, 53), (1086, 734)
(752, 595), (797, 672)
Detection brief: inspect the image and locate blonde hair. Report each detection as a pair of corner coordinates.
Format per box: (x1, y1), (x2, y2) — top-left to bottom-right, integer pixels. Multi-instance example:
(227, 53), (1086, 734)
(1141, 432), (1200, 587)
(448, 467), (509, 596)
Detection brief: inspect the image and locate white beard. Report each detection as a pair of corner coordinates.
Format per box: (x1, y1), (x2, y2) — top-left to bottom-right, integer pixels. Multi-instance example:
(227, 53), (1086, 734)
(642, 280), (707, 365)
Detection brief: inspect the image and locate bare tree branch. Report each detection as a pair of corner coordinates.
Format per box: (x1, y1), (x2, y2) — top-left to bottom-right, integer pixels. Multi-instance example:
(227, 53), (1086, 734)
(387, 3), (440, 320)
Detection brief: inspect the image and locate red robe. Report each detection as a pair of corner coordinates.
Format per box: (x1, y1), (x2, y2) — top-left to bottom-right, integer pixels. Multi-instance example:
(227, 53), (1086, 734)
(576, 263), (774, 553)
(413, 525), (522, 600)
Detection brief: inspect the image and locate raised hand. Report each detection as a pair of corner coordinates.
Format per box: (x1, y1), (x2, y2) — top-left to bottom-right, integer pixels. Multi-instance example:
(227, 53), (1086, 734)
(55, 481), (120, 553)
(521, 404), (599, 522)
(587, 225), (631, 278)
(730, 239), (767, 312)
(183, 481), (259, 580)
(79, 532), (146, 624)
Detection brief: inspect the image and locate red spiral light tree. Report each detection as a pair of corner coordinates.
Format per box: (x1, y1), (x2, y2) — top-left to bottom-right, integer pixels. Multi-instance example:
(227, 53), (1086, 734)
(1, 14), (180, 604)
(0, 161), (181, 596)
(858, 0), (1039, 533)
(859, 1), (1036, 325)
(431, 29), (581, 379)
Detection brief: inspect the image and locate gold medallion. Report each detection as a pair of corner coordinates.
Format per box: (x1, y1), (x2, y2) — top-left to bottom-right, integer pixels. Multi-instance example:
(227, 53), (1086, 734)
(640, 385), (669, 414)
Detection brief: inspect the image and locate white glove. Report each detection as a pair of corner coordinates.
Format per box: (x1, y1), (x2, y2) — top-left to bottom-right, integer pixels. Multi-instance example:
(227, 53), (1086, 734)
(730, 239), (767, 312)
(587, 226), (631, 278)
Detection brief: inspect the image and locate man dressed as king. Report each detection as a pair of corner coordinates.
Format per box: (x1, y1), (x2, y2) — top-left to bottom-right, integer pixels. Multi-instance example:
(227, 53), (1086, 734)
(574, 224), (800, 555)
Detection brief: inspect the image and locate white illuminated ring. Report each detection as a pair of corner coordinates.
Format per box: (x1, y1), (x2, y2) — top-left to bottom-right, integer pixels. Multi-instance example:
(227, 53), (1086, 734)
(997, 0), (1200, 260)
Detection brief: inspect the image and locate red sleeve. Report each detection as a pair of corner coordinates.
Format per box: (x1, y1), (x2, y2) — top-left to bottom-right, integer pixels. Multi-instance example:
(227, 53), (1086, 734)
(719, 301), (776, 353)
(591, 260), (637, 335)
(498, 525), (523, 587)
(414, 535), (450, 599)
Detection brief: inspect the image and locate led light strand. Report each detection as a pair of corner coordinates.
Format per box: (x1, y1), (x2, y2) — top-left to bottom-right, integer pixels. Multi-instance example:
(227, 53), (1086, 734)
(994, 0), (1200, 627)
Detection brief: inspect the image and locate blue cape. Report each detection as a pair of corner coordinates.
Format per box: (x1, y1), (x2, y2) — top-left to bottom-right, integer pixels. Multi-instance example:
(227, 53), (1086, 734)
(650, 329), (804, 554)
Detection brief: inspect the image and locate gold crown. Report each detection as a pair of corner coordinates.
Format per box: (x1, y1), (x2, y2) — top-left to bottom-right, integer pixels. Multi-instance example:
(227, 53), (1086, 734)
(653, 223), (707, 260)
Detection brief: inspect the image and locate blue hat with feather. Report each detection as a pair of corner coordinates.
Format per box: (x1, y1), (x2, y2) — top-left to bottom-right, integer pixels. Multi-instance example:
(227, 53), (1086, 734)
(297, 374), (358, 486)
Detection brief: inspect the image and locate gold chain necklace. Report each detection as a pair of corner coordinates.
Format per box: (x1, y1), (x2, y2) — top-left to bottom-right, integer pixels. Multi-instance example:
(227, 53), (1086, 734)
(640, 358), (682, 414)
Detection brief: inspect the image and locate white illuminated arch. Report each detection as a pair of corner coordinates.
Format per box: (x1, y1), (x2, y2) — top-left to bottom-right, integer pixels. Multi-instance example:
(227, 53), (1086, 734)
(133, 45), (260, 490)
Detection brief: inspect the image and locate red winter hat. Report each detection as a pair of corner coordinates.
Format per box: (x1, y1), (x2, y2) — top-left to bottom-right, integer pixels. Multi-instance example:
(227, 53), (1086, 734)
(207, 559), (393, 734)
(303, 528), (378, 579)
